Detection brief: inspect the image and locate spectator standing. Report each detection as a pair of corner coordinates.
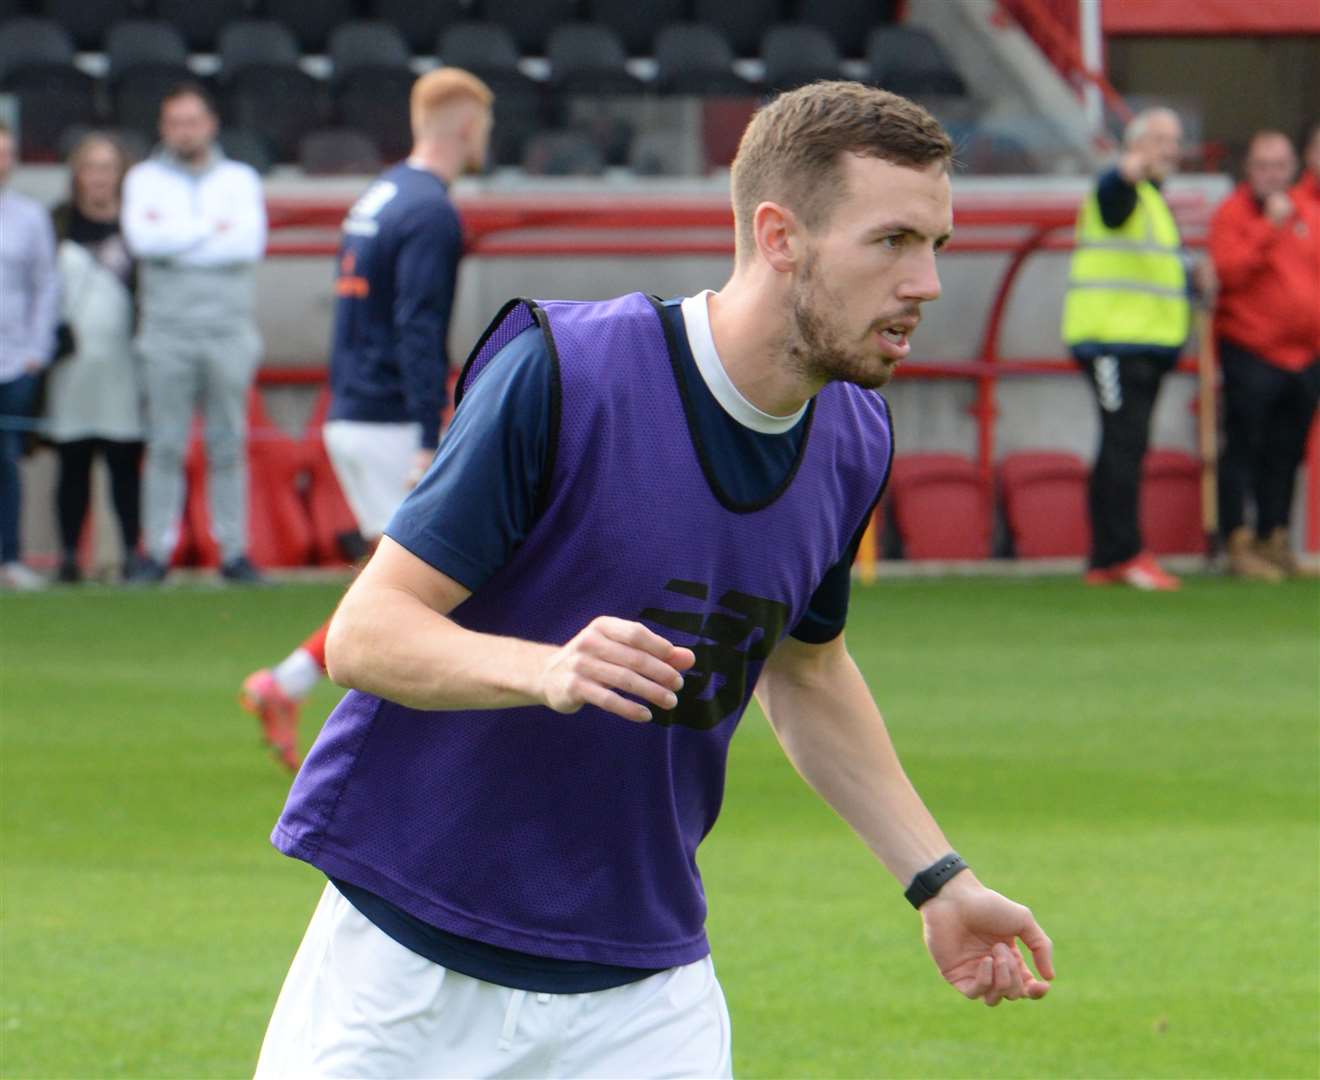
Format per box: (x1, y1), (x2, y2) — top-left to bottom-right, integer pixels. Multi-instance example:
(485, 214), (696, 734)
(1062, 107), (1200, 591)
(239, 69), (493, 771)
(0, 120), (60, 591)
(121, 84), (267, 584)
(44, 133), (145, 584)
(1209, 131), (1320, 580)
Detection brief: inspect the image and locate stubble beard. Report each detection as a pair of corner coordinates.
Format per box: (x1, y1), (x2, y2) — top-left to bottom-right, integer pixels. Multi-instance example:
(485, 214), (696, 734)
(787, 253), (895, 391)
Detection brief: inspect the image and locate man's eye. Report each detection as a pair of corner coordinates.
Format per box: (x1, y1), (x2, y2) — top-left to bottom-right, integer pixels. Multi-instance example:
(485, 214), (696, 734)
(880, 235), (903, 249)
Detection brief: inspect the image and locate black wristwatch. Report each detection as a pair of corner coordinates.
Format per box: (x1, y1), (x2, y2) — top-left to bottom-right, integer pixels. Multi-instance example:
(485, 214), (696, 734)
(904, 853), (969, 909)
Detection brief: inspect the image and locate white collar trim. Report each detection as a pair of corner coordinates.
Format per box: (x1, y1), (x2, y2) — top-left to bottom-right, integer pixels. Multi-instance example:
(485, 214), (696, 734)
(680, 291), (806, 434)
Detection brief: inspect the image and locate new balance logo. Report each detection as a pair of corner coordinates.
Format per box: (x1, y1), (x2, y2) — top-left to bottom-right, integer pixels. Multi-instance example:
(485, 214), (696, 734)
(640, 579), (789, 731)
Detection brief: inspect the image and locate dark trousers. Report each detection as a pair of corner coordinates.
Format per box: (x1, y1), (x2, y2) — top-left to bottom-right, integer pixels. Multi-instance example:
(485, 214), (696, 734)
(54, 438), (144, 561)
(0, 373), (38, 563)
(1218, 340), (1320, 538)
(1075, 350), (1175, 569)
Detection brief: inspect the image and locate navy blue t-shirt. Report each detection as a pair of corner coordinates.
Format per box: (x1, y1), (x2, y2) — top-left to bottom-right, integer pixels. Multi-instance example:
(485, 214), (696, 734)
(326, 162), (462, 449)
(344, 297), (877, 992)
(389, 297), (865, 639)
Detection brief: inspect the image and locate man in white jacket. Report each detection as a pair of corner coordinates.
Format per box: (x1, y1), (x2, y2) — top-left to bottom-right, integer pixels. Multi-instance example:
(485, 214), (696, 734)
(122, 83), (267, 583)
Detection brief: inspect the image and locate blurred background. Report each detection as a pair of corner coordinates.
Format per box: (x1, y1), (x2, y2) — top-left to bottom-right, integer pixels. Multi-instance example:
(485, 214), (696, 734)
(2, 0), (1317, 574)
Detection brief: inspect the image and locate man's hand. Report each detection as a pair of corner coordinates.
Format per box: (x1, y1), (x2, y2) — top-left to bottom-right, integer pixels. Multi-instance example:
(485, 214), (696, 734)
(1118, 148), (1148, 184)
(1264, 191), (1294, 226)
(1191, 258), (1218, 305)
(540, 618), (695, 724)
(920, 872), (1055, 1007)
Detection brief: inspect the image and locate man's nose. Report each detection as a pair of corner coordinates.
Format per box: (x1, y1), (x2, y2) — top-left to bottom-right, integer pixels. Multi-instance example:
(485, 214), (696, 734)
(900, 250), (942, 303)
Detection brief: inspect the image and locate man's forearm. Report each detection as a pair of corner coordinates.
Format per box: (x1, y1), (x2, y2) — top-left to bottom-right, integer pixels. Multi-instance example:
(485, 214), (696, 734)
(756, 639), (952, 886)
(326, 581), (553, 711)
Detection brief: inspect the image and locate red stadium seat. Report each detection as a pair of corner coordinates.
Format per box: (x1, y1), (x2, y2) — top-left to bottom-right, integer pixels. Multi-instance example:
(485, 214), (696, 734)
(1141, 448), (1204, 554)
(889, 452), (990, 560)
(999, 450), (1089, 558)
(303, 387), (361, 566)
(247, 392), (315, 568)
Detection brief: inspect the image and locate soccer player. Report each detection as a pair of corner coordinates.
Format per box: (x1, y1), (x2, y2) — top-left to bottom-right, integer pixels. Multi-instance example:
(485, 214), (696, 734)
(256, 82), (1055, 1078)
(239, 70), (493, 771)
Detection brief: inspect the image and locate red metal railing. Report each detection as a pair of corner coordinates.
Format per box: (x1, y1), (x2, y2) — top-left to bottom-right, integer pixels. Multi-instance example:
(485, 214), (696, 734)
(995, 0), (1132, 130)
(259, 194), (1319, 553)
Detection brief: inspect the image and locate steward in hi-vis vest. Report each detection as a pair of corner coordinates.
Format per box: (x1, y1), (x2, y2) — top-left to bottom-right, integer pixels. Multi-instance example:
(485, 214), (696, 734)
(1066, 106), (1197, 591)
(1062, 178), (1189, 349)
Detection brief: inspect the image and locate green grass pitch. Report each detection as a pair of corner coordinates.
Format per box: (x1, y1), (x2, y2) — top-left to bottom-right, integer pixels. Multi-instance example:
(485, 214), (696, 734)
(2, 575), (1317, 1078)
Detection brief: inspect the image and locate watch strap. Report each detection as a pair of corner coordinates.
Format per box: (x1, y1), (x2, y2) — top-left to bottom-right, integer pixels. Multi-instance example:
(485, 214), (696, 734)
(904, 853), (969, 909)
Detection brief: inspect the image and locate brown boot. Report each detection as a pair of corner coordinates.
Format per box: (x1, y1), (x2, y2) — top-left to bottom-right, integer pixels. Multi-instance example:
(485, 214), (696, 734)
(1258, 528), (1319, 578)
(1226, 528), (1284, 582)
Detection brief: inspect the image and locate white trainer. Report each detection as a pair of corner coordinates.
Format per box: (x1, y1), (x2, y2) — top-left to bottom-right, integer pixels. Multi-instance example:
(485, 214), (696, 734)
(0, 562), (47, 592)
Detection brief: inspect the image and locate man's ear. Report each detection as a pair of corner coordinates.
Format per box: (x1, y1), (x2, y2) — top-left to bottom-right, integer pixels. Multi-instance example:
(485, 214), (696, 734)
(753, 201), (803, 274)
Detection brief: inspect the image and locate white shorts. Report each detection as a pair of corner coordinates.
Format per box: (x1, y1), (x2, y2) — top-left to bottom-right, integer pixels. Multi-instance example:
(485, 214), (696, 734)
(254, 884), (733, 1080)
(321, 420), (420, 540)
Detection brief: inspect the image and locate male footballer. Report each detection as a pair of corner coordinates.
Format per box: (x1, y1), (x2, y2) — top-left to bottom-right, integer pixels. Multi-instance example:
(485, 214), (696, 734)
(256, 81), (1054, 1078)
(240, 69), (493, 770)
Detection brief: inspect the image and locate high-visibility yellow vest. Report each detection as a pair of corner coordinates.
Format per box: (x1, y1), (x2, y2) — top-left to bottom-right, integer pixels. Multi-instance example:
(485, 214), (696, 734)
(1061, 180), (1189, 348)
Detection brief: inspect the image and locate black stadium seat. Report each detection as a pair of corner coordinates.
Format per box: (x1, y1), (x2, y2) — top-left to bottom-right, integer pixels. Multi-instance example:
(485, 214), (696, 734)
(793, 0), (896, 58)
(334, 66), (415, 161)
(437, 21), (523, 77)
(438, 22), (549, 168)
(154, 0), (252, 53)
(867, 26), (967, 97)
(522, 129), (604, 176)
(217, 19), (301, 82)
(761, 24), (842, 93)
(370, 0), (465, 55)
(484, 0), (579, 56)
(546, 23), (645, 95)
(329, 21), (412, 83)
(299, 127), (384, 175)
(2, 63), (99, 160)
(110, 62), (194, 141)
(586, 0), (685, 56)
(105, 19), (188, 79)
(0, 17), (75, 82)
(654, 24), (755, 96)
(264, 0), (357, 54)
(693, 0), (783, 57)
(222, 65), (328, 160)
(218, 126), (274, 173)
(39, 0), (141, 51)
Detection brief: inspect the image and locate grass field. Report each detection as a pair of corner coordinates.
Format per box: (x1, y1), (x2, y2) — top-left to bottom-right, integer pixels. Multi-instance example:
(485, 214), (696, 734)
(2, 575), (1317, 1079)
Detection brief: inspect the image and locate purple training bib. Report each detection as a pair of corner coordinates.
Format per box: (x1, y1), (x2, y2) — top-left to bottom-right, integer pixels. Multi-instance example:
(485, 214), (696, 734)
(274, 293), (893, 967)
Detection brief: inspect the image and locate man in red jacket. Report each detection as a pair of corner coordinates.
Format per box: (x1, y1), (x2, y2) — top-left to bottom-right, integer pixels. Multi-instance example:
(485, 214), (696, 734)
(1209, 130), (1320, 579)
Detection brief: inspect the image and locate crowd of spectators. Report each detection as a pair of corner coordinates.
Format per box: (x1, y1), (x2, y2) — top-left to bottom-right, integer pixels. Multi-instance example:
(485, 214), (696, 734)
(0, 88), (1316, 591)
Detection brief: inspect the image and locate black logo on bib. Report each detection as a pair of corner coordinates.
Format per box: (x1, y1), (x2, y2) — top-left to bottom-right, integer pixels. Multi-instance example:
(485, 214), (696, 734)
(640, 579), (789, 731)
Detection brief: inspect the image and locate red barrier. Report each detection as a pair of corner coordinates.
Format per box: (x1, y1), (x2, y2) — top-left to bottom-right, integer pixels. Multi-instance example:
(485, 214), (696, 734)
(257, 191), (1319, 556)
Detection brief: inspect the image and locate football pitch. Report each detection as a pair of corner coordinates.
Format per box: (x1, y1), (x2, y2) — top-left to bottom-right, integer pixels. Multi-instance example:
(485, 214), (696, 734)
(1, 575), (1317, 1079)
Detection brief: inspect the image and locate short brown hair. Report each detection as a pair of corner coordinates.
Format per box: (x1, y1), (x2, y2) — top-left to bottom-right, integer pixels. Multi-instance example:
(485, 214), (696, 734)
(411, 68), (494, 135)
(160, 80), (217, 117)
(730, 81), (952, 261)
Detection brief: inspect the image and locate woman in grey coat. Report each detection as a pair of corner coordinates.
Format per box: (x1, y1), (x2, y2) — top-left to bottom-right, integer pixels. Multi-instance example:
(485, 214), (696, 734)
(44, 133), (144, 582)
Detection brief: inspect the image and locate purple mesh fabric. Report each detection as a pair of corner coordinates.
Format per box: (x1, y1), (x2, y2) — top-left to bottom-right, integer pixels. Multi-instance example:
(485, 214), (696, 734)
(275, 292), (894, 967)
(458, 299), (537, 402)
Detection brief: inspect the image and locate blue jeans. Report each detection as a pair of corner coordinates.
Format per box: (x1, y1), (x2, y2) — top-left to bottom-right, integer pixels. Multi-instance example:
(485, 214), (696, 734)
(0, 373), (39, 562)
